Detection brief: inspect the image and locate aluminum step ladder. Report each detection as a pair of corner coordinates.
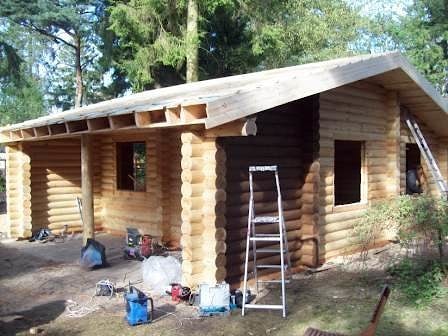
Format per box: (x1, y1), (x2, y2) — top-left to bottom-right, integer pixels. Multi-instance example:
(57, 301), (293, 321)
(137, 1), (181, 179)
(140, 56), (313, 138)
(404, 109), (448, 198)
(242, 165), (291, 318)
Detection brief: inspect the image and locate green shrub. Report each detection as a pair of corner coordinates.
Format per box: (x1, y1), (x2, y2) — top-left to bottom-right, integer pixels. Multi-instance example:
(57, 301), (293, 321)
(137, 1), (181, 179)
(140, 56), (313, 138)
(389, 258), (446, 306)
(353, 200), (394, 260)
(355, 195), (448, 263)
(356, 194), (448, 305)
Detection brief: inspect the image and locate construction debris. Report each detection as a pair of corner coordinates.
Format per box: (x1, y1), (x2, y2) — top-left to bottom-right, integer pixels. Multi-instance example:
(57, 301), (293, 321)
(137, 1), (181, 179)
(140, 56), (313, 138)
(80, 238), (108, 269)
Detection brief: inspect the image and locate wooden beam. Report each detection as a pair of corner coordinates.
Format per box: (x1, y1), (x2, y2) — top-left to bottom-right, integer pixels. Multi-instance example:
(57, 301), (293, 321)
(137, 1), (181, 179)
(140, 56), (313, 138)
(165, 105), (181, 124)
(108, 113), (136, 129)
(10, 130), (22, 140)
(66, 120), (88, 133)
(49, 123), (67, 135)
(0, 131), (10, 142)
(21, 128), (35, 139)
(81, 134), (94, 244)
(204, 118), (257, 138)
(34, 126), (50, 137)
(87, 117), (110, 131)
(134, 111), (152, 127)
(181, 104), (207, 123)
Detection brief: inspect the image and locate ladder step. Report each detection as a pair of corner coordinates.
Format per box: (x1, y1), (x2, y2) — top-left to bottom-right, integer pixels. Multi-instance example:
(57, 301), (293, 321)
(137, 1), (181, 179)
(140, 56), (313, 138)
(256, 248), (286, 253)
(252, 216), (279, 224)
(257, 279), (290, 284)
(256, 264), (287, 269)
(250, 237), (281, 242)
(249, 165), (277, 172)
(244, 304), (283, 310)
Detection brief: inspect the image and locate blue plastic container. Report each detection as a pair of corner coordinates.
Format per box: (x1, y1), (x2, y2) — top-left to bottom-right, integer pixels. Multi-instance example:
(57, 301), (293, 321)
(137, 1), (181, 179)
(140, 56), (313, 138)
(125, 287), (153, 326)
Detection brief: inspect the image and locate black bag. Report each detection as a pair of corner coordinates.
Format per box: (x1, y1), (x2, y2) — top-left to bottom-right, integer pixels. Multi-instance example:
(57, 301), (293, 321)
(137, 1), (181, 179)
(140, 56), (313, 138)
(80, 238), (108, 269)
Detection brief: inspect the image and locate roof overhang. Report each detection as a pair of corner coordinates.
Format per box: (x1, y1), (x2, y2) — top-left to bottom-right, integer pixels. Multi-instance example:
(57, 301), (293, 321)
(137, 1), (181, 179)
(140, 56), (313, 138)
(1, 52), (448, 143)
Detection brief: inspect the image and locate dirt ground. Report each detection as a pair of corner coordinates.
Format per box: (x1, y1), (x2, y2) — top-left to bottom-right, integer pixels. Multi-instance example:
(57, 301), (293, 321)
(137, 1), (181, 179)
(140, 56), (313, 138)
(1, 234), (447, 336)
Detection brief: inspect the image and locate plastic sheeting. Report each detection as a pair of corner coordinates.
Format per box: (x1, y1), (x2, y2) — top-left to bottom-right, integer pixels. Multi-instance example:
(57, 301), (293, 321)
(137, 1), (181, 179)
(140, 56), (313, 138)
(142, 256), (181, 294)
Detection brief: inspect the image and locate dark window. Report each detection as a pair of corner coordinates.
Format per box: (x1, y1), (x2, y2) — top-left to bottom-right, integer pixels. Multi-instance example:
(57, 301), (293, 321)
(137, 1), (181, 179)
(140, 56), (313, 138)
(116, 142), (146, 191)
(406, 143), (422, 194)
(334, 140), (364, 205)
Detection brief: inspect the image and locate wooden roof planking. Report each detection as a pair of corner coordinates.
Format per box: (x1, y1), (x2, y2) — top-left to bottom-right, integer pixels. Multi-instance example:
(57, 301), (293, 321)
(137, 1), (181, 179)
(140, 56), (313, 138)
(1, 51), (448, 143)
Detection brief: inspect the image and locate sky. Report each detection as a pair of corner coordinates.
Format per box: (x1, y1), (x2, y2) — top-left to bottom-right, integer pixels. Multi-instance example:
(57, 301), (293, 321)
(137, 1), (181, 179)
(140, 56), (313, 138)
(351, 0), (413, 19)
(344, 0), (414, 54)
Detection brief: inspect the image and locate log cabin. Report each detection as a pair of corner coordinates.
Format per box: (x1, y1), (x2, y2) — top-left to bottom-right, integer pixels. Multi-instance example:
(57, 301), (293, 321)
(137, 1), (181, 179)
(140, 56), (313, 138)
(1, 52), (448, 286)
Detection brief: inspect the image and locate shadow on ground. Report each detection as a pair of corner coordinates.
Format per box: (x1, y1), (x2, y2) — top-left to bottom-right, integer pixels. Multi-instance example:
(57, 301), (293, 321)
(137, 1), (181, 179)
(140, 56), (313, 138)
(0, 300), (68, 336)
(2, 237), (447, 336)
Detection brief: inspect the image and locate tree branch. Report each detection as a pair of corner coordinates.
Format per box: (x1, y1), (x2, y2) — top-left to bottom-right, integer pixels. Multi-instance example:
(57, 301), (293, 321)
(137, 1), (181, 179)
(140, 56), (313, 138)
(81, 55), (98, 70)
(17, 21), (77, 49)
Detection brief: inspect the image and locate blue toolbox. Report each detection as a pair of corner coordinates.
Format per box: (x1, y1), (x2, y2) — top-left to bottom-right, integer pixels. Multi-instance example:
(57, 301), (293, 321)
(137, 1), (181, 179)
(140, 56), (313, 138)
(125, 286), (154, 326)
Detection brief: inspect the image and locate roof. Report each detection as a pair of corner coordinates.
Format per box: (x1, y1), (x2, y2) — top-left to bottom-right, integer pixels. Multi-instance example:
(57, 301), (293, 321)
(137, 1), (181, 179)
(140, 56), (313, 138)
(2, 51), (448, 142)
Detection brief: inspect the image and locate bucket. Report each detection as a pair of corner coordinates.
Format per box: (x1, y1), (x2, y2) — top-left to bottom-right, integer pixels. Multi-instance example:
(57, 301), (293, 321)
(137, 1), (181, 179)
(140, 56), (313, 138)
(125, 287), (153, 326)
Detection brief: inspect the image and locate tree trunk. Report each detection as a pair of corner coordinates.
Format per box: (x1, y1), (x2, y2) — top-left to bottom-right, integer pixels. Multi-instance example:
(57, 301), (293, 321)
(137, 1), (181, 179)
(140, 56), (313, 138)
(74, 35), (83, 108)
(186, 0), (199, 83)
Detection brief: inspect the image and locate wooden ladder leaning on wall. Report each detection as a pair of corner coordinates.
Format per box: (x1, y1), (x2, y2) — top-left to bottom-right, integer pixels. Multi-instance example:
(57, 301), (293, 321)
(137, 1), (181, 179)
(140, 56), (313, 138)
(402, 106), (448, 198)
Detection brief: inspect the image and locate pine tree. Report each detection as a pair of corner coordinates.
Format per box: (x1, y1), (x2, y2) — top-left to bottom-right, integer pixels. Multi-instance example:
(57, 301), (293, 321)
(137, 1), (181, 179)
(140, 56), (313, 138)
(0, 0), (107, 108)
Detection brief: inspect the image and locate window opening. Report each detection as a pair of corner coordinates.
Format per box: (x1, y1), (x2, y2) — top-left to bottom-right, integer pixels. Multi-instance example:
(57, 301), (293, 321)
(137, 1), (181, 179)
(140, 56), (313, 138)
(116, 142), (146, 191)
(405, 143), (423, 194)
(334, 140), (364, 205)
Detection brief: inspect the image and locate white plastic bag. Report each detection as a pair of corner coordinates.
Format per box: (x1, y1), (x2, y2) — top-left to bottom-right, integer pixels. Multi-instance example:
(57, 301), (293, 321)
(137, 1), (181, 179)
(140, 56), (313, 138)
(142, 256), (181, 294)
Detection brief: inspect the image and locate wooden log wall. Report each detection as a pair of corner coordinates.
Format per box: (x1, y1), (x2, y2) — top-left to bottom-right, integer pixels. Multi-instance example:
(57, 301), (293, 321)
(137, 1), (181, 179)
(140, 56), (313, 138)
(221, 97), (319, 285)
(180, 132), (227, 287)
(5, 144), (32, 238)
(386, 92), (401, 197)
(299, 97), (320, 267)
(438, 138), (448, 182)
(99, 131), (164, 238)
(319, 81), (397, 261)
(26, 139), (102, 235)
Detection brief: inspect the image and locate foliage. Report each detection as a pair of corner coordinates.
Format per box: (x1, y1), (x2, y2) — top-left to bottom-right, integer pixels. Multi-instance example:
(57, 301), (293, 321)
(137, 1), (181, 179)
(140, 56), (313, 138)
(108, 0), (365, 91)
(0, 0), (109, 108)
(0, 76), (45, 126)
(240, 0), (364, 69)
(0, 22), (46, 125)
(388, 0), (448, 92)
(0, 40), (22, 85)
(354, 195), (448, 305)
(355, 195), (448, 261)
(356, 194), (448, 306)
(353, 200), (395, 260)
(108, 0), (188, 90)
(389, 258), (446, 306)
(4, 0), (445, 115)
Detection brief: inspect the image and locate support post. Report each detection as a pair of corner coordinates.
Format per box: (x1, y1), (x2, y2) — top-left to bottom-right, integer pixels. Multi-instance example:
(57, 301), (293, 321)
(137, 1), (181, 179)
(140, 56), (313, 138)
(5, 144), (32, 238)
(81, 134), (94, 244)
(180, 131), (227, 287)
(386, 91), (401, 196)
(437, 137), (448, 183)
